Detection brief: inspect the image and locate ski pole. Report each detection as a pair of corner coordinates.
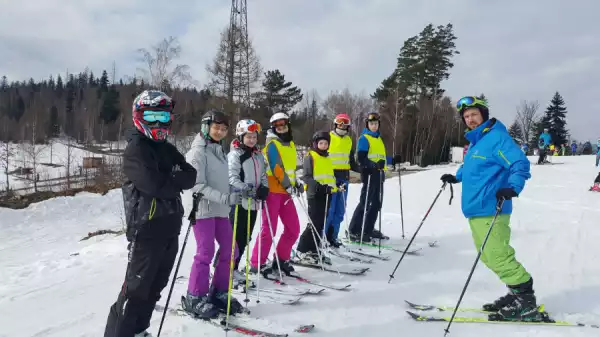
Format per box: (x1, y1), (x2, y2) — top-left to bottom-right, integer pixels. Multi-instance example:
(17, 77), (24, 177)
(398, 168), (405, 239)
(157, 192), (202, 337)
(225, 204), (240, 331)
(263, 200), (285, 283)
(255, 203), (263, 303)
(322, 192), (330, 253)
(297, 196), (326, 271)
(388, 183), (448, 283)
(340, 183), (351, 244)
(378, 170), (384, 255)
(444, 199), (505, 336)
(296, 196), (341, 277)
(359, 174), (372, 250)
(244, 197), (251, 307)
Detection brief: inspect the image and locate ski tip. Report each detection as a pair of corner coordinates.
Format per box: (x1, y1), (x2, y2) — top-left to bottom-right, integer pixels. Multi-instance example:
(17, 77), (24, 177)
(406, 311), (420, 319)
(295, 324), (315, 333)
(404, 300), (417, 307)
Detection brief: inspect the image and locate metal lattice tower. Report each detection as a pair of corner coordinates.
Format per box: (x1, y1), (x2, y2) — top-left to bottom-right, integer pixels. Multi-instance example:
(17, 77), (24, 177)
(226, 0), (251, 120)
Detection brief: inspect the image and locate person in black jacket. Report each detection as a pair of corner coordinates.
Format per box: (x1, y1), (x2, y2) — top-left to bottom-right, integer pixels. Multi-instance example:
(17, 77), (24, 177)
(104, 90), (196, 337)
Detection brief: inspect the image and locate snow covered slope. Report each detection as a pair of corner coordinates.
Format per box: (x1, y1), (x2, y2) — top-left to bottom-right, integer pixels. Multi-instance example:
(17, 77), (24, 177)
(1, 156), (599, 337)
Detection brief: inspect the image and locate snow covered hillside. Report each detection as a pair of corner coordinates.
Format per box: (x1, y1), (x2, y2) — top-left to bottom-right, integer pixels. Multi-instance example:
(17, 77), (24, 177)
(1, 156), (599, 337)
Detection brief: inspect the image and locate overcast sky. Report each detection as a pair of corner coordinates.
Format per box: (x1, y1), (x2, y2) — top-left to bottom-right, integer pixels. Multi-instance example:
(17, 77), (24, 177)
(1, 0), (598, 141)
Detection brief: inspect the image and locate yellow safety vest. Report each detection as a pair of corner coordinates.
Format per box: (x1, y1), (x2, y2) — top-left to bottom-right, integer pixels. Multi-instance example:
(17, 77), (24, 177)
(328, 131), (352, 170)
(307, 150), (337, 192)
(264, 139), (297, 185)
(364, 134), (387, 171)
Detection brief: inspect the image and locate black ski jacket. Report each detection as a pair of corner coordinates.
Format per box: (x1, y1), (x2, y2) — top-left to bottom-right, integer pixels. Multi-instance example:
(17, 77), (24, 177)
(122, 129), (196, 241)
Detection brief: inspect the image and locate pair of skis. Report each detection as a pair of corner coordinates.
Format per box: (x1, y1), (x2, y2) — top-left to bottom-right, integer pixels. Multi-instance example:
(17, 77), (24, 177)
(155, 304), (315, 337)
(405, 300), (599, 328)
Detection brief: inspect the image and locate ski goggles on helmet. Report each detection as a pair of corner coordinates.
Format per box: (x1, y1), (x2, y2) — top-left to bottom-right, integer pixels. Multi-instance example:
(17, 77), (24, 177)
(334, 116), (351, 126)
(366, 112), (380, 121)
(142, 110), (171, 124)
(247, 123), (262, 133)
(271, 119), (288, 127)
(456, 96), (487, 111)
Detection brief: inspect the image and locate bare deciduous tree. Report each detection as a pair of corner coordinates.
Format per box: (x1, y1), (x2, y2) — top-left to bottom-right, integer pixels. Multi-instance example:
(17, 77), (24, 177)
(23, 117), (46, 192)
(322, 88), (374, 144)
(516, 100), (540, 145)
(138, 36), (194, 90)
(59, 131), (75, 190)
(0, 140), (12, 194)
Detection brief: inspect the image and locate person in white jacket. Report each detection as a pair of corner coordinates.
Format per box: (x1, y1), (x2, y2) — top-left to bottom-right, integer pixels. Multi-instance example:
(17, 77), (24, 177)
(181, 110), (244, 319)
(226, 119), (269, 283)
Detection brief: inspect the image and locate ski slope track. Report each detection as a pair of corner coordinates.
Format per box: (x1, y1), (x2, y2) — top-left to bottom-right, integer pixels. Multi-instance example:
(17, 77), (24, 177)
(1, 156), (599, 337)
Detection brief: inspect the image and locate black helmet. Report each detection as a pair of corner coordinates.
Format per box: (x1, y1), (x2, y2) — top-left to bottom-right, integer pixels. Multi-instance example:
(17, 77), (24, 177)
(312, 130), (330, 149)
(365, 111), (380, 126)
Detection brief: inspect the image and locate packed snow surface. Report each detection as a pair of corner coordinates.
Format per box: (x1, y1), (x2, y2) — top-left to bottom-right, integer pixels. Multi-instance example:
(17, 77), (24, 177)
(1, 156), (599, 337)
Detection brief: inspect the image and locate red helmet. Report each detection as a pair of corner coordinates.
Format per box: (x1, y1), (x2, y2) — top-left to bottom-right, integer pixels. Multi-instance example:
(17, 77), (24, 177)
(334, 113), (351, 126)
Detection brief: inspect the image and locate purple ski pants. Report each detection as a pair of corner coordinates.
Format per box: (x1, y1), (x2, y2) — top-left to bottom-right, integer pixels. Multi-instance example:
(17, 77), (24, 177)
(250, 192), (300, 268)
(187, 217), (238, 296)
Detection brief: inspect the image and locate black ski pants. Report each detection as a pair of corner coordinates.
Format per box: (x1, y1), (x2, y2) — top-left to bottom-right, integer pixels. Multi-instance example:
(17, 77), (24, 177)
(297, 194), (328, 254)
(537, 149), (547, 164)
(229, 205), (258, 269)
(348, 170), (383, 237)
(104, 234), (178, 337)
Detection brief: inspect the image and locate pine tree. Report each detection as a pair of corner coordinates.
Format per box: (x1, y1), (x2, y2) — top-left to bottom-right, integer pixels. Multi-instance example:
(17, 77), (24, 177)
(546, 91), (568, 146)
(253, 69), (302, 113)
(508, 119), (523, 143)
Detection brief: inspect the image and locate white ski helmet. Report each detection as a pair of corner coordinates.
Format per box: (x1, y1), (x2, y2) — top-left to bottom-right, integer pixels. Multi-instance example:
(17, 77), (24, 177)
(235, 119), (262, 137)
(270, 112), (290, 125)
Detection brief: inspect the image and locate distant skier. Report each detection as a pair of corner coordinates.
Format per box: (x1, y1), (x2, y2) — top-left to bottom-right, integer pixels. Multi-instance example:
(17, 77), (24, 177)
(537, 128), (552, 164)
(295, 131), (338, 265)
(104, 90), (197, 337)
(325, 113), (360, 247)
(441, 96), (541, 322)
(596, 138), (600, 166)
(347, 111), (388, 243)
(182, 110), (244, 319)
(571, 141), (577, 155)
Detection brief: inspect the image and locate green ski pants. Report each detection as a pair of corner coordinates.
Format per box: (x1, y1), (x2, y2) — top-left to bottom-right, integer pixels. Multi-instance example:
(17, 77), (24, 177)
(469, 214), (531, 286)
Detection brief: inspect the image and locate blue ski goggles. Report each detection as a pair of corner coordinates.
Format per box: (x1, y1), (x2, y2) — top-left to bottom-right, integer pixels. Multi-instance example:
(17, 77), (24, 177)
(143, 110), (171, 123)
(456, 96), (488, 111)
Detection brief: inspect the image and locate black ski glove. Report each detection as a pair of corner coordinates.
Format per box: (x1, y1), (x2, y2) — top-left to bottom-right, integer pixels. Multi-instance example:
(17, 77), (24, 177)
(440, 174), (458, 184)
(496, 188), (518, 201)
(256, 185), (269, 200)
(377, 160), (386, 170)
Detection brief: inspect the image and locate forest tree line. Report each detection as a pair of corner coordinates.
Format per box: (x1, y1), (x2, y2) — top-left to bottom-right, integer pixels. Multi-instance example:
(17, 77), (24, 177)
(1, 23), (477, 166)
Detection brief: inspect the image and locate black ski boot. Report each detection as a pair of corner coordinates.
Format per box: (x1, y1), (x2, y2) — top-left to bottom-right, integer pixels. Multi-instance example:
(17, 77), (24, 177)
(488, 278), (543, 322)
(181, 293), (219, 319)
(211, 291), (245, 315)
(328, 239), (343, 248)
(491, 293), (543, 322)
(483, 278), (533, 312)
(371, 229), (389, 240)
(273, 259), (295, 276)
(249, 263), (272, 276)
(482, 292), (516, 312)
(348, 232), (372, 244)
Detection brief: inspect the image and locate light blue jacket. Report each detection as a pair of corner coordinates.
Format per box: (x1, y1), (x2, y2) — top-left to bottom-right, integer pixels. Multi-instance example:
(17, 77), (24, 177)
(538, 132), (552, 149)
(456, 119), (531, 218)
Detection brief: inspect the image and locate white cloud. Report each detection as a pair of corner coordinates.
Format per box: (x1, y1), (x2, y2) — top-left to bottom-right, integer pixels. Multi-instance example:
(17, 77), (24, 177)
(1, 0), (598, 139)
